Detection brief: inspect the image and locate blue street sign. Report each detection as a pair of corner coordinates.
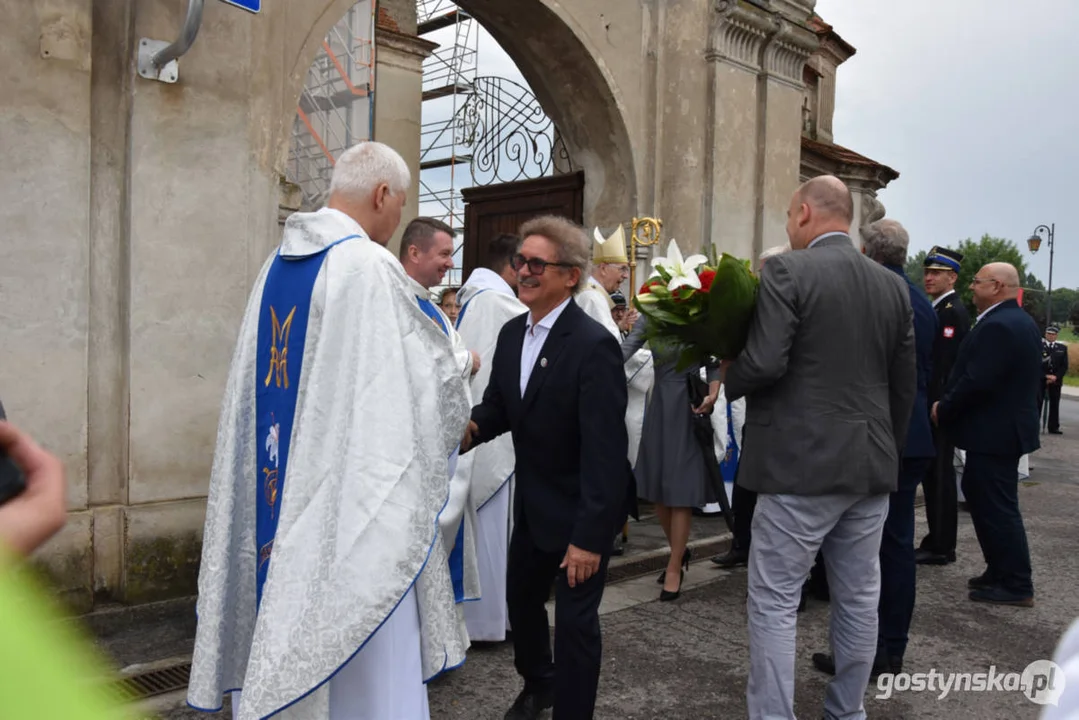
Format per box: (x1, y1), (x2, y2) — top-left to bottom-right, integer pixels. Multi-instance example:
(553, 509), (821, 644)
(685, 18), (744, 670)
(220, 0), (260, 13)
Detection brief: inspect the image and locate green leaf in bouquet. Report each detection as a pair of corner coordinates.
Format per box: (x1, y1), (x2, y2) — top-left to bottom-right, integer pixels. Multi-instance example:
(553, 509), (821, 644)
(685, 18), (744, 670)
(638, 304), (691, 326)
(704, 253), (760, 360)
(674, 345), (703, 373)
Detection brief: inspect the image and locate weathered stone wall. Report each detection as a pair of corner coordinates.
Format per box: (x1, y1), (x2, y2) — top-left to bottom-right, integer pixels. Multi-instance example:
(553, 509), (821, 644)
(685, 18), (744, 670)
(0, 0), (818, 611)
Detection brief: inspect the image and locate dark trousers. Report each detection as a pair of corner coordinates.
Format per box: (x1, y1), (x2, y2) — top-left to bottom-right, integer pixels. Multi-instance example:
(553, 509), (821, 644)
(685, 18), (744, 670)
(961, 452), (1034, 596)
(506, 513), (610, 720)
(1041, 381), (1063, 431)
(878, 457), (931, 660)
(920, 426), (958, 557)
(731, 480), (757, 550)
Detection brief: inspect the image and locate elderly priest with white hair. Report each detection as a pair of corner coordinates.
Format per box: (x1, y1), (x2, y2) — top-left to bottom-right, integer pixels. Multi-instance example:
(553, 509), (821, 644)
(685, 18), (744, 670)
(186, 141), (470, 720)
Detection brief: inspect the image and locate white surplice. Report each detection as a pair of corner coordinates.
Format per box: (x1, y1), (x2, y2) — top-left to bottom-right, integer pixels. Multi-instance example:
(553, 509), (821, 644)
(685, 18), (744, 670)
(187, 208), (470, 720)
(453, 269), (526, 641)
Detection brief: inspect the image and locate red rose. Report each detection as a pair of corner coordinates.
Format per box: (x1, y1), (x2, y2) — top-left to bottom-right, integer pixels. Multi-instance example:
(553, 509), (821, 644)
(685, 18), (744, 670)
(639, 278), (663, 294)
(698, 269), (716, 292)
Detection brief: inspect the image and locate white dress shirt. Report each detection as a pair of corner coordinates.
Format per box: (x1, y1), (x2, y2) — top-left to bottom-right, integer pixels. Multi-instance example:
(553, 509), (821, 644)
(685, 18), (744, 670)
(932, 289), (957, 309)
(520, 296), (572, 397)
(975, 300), (1005, 324)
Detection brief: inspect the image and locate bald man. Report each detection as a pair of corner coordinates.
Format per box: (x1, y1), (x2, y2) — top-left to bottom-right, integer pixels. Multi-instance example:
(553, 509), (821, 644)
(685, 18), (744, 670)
(933, 262), (1041, 607)
(724, 175), (916, 719)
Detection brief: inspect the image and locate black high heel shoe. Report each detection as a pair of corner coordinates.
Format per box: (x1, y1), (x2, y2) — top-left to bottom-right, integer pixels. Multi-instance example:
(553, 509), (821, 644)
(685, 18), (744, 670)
(660, 569), (684, 601)
(657, 547), (692, 583)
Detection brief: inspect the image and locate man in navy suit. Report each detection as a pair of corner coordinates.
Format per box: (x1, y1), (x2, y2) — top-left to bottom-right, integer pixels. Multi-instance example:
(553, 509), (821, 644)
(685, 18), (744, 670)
(933, 262), (1041, 607)
(463, 215), (633, 720)
(812, 218), (937, 678)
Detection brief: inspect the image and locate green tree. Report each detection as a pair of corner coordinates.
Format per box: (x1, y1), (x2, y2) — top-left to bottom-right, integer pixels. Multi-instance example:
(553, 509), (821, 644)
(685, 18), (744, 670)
(905, 249), (927, 288)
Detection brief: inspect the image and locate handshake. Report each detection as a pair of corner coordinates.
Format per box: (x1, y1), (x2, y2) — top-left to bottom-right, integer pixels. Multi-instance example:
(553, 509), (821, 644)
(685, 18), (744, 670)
(460, 420), (479, 453)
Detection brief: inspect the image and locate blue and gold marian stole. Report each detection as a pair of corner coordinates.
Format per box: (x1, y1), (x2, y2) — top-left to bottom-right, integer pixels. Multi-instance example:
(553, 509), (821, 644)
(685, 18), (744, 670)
(416, 295), (449, 335)
(453, 289), (488, 329)
(718, 403), (739, 484)
(415, 294), (468, 603)
(254, 236), (357, 609)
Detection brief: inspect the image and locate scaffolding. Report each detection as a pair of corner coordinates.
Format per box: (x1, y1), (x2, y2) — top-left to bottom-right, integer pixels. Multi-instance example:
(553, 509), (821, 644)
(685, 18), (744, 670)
(286, 1), (378, 210)
(417, 0), (479, 287)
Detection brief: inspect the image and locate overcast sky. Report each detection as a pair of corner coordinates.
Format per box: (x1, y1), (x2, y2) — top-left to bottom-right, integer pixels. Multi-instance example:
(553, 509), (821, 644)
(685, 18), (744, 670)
(815, 0), (1078, 289)
(435, 0), (1077, 289)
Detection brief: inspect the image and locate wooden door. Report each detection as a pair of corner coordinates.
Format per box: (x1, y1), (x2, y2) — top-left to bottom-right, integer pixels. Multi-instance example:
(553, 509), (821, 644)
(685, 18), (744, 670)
(460, 171), (584, 279)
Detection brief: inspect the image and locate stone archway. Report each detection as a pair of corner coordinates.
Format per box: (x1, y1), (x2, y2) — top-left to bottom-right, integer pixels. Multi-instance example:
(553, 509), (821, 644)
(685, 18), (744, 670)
(279, 0), (638, 230)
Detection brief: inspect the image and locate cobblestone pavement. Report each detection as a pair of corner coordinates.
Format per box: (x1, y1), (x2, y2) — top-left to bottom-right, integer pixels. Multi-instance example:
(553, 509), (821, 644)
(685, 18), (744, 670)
(151, 403), (1078, 719)
(424, 424), (1079, 720)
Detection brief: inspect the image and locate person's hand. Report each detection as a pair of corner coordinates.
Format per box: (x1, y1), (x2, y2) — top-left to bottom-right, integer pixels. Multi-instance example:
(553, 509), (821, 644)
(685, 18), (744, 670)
(1047, 374), (1058, 385)
(560, 544), (601, 588)
(460, 420), (478, 453)
(931, 401), (940, 426)
(0, 421), (67, 556)
(693, 393), (717, 416)
(470, 351), (481, 376)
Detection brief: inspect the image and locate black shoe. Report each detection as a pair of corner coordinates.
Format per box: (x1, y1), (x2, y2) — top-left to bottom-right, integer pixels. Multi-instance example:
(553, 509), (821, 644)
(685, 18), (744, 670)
(968, 572), (996, 590)
(657, 547), (691, 583)
(504, 686), (554, 720)
(710, 547), (749, 568)
(915, 548), (955, 565)
(969, 586), (1034, 608)
(1049, 429), (1063, 435)
(660, 569), (684, 601)
(811, 652), (894, 678)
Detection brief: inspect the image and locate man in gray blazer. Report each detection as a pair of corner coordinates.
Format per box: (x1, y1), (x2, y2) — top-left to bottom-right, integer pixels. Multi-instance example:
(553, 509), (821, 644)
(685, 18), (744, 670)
(724, 175), (916, 720)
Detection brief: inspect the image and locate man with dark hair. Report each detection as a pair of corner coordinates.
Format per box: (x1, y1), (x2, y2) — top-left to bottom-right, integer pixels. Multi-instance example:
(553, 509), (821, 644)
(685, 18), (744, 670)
(454, 233), (526, 644)
(399, 216), (482, 622)
(918, 245), (970, 565)
(1041, 325), (1069, 434)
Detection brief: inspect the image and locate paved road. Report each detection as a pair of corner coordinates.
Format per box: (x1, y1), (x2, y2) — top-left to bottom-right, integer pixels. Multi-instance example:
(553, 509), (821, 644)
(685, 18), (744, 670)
(155, 427), (1079, 720)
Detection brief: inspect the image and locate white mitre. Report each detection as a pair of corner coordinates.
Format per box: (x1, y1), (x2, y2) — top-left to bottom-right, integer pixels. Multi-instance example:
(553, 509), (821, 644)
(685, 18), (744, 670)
(592, 224), (628, 264)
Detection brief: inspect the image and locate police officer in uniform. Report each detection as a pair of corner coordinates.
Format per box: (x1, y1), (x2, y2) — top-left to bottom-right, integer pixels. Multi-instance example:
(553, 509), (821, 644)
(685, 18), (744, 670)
(1040, 325), (1069, 434)
(917, 246), (971, 565)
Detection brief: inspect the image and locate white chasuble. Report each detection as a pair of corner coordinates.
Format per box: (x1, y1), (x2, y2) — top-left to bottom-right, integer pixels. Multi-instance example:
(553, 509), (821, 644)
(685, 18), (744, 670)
(187, 208), (470, 720)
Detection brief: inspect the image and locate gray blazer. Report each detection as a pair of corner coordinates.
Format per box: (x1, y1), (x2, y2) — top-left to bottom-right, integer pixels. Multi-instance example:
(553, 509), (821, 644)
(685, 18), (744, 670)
(725, 233), (916, 496)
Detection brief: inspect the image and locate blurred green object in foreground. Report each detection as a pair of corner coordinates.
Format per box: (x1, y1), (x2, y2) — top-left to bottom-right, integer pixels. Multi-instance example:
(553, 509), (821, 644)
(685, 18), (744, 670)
(0, 544), (139, 720)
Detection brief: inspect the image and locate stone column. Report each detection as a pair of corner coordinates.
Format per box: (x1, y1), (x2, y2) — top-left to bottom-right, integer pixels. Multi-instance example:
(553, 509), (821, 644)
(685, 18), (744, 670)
(704, 1), (817, 262)
(373, 28), (436, 258)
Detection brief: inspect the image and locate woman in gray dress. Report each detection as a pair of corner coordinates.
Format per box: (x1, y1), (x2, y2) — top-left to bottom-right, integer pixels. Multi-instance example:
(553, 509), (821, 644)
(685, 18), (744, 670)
(622, 315), (720, 600)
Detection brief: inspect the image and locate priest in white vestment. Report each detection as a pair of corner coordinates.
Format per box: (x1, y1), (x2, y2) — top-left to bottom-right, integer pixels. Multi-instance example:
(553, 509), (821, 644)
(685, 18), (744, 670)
(453, 232), (527, 642)
(399, 217), (482, 609)
(186, 142), (470, 720)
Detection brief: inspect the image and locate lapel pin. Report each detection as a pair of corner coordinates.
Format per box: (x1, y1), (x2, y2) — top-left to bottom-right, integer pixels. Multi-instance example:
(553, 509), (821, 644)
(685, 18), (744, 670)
(540, 358), (548, 368)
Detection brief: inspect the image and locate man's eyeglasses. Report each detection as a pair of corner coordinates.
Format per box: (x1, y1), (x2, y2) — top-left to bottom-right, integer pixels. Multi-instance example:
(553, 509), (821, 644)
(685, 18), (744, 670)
(511, 254), (574, 276)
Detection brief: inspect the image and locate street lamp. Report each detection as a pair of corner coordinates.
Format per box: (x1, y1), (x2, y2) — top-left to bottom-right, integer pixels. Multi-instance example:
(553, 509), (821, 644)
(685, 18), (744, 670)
(1027, 223), (1055, 327)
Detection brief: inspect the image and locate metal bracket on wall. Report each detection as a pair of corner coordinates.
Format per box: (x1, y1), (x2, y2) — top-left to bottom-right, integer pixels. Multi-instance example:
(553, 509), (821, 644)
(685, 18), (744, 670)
(137, 0), (205, 83)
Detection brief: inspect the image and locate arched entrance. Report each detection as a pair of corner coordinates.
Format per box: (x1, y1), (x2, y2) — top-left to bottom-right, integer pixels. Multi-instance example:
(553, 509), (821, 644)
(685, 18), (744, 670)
(282, 0), (638, 232)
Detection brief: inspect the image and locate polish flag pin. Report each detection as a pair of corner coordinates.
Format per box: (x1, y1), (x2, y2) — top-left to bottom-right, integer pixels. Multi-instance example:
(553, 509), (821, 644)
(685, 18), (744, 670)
(540, 358), (548, 368)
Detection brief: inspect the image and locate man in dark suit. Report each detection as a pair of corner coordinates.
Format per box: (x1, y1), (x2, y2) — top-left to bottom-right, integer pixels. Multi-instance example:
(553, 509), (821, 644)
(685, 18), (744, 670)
(463, 215), (632, 720)
(1040, 325), (1069, 434)
(918, 246), (971, 565)
(811, 218), (936, 679)
(724, 176), (916, 719)
(933, 262), (1041, 607)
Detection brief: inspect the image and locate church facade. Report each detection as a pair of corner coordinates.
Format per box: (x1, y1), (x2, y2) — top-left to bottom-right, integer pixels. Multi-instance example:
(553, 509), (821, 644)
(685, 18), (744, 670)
(0, 0), (894, 610)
